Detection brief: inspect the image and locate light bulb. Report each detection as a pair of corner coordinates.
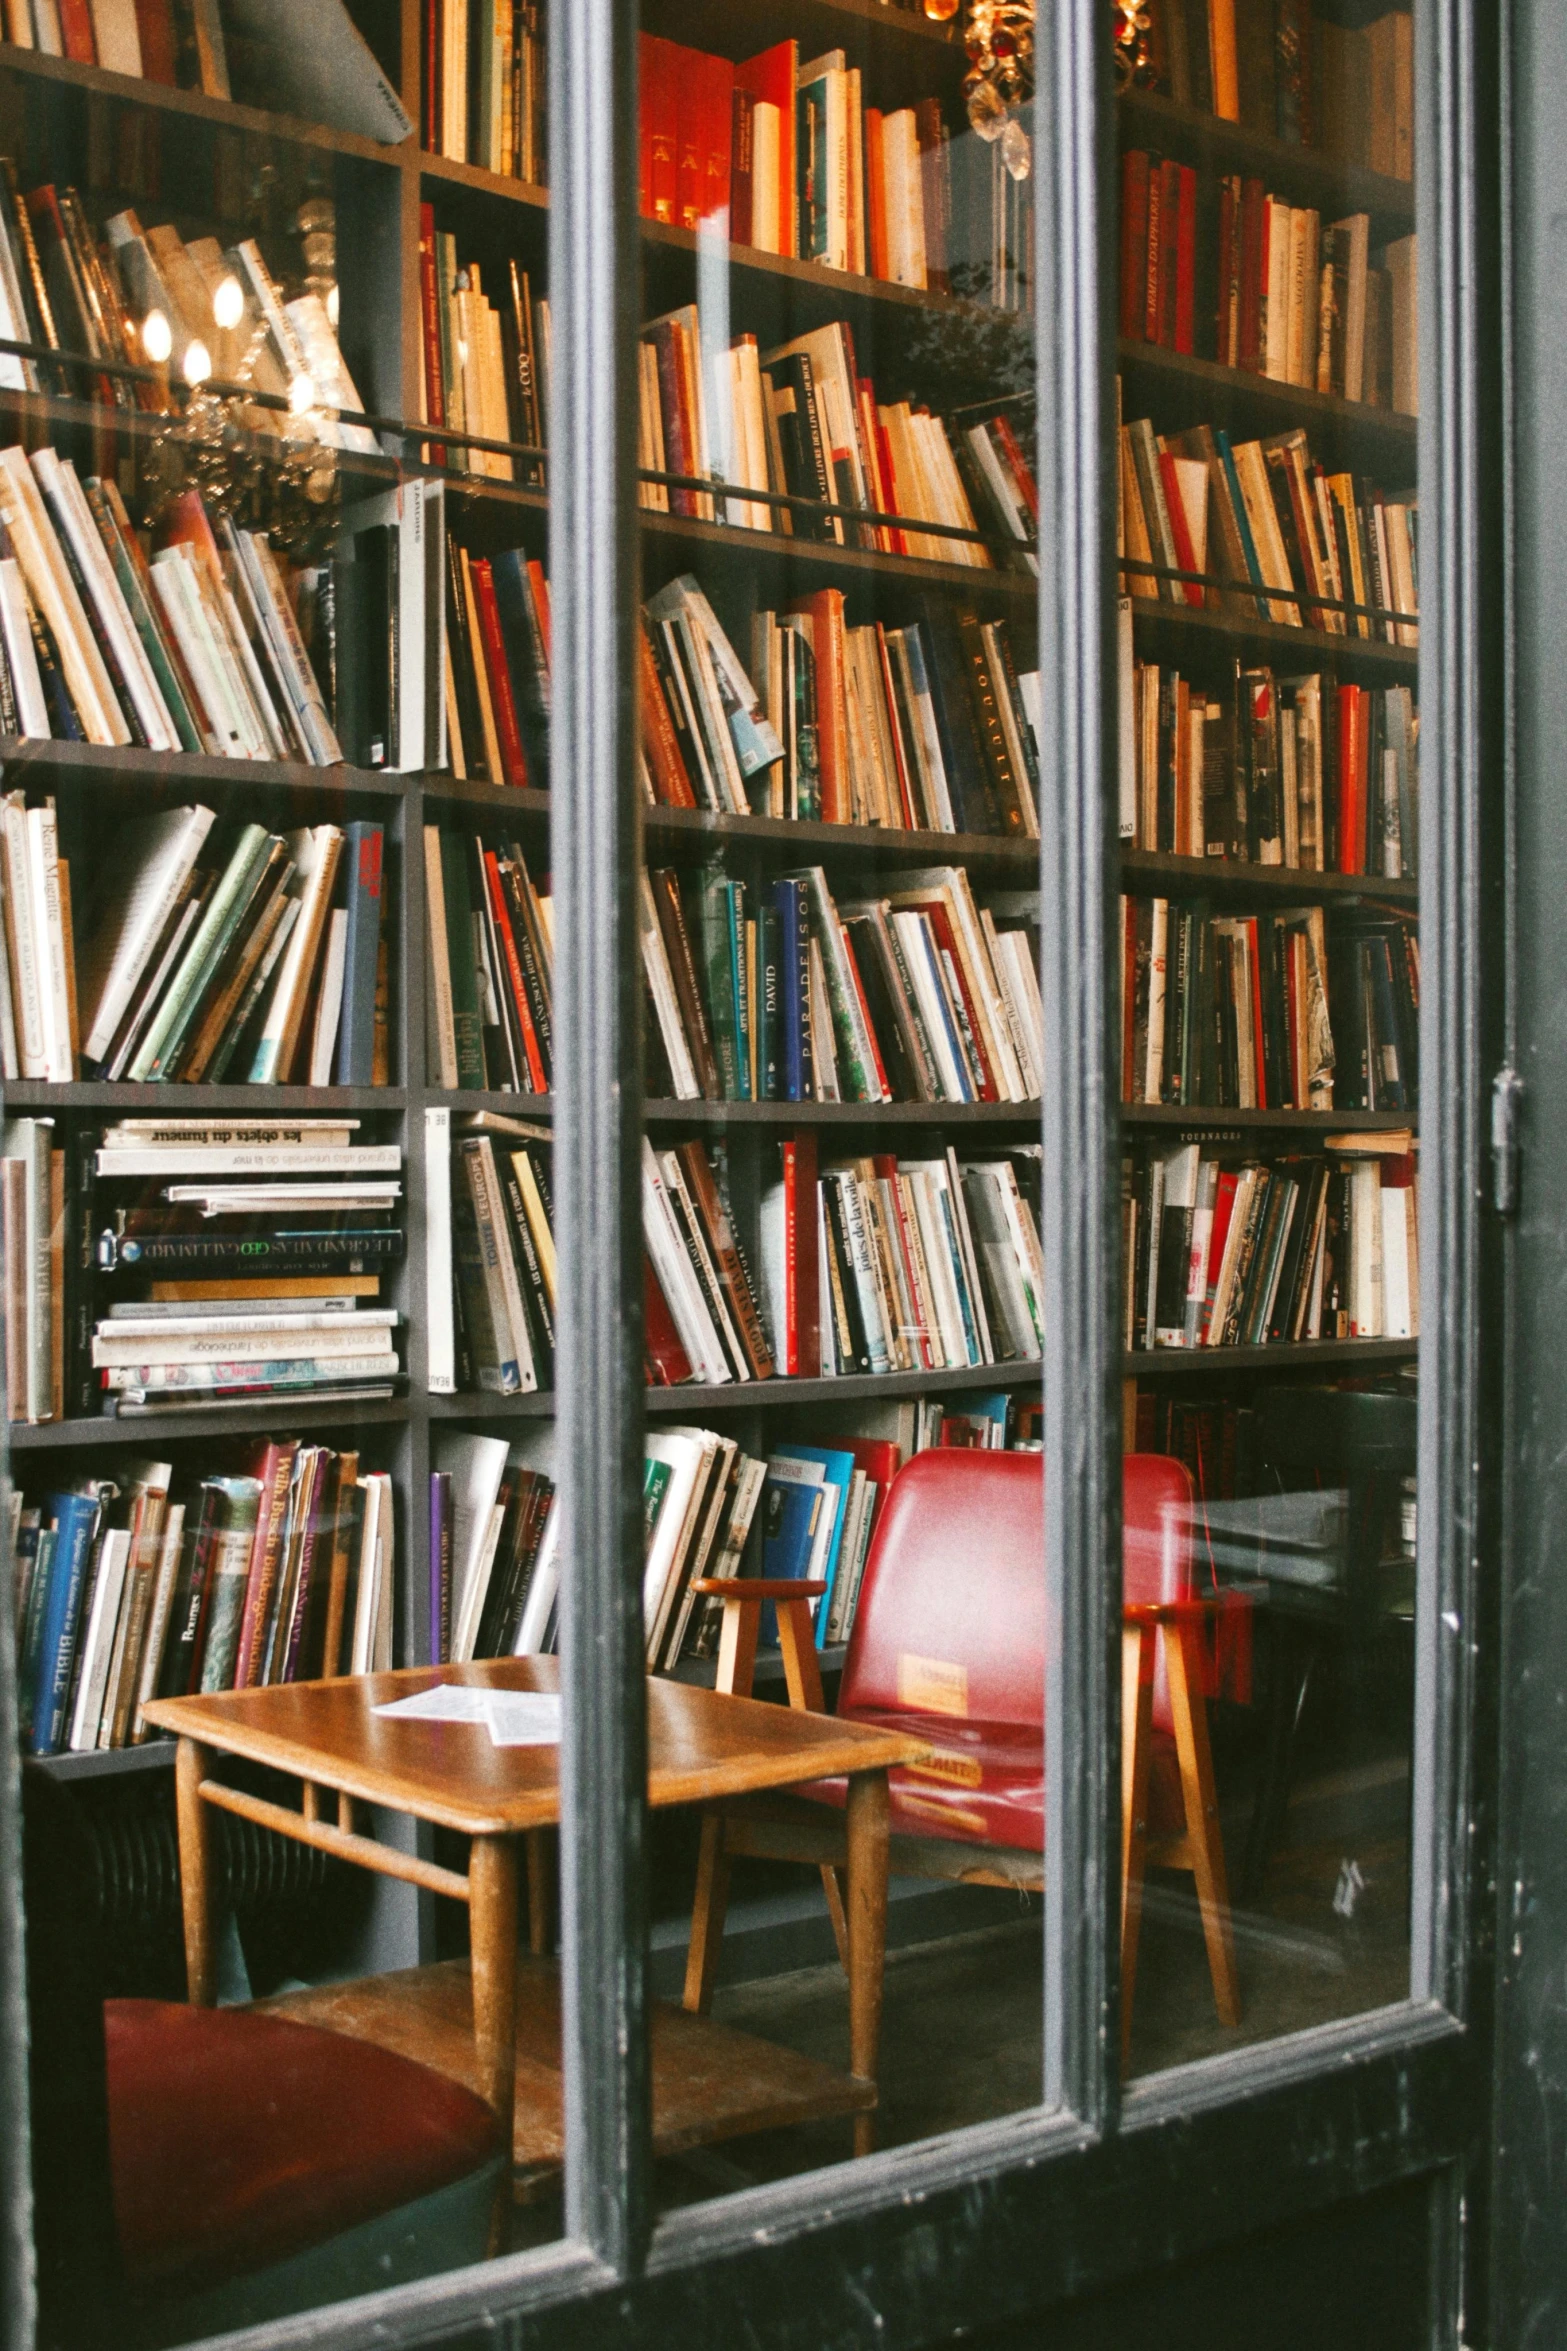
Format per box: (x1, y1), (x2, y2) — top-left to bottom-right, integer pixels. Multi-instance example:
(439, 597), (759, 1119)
(326, 284), (339, 327)
(212, 273), (244, 331)
(183, 339), (211, 386)
(141, 308), (171, 364)
(289, 371), (318, 415)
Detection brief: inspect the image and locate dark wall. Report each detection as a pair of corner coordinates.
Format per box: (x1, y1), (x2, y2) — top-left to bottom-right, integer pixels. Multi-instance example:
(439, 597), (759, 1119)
(970, 2180), (1435, 2351)
(1490, 0), (1567, 2342)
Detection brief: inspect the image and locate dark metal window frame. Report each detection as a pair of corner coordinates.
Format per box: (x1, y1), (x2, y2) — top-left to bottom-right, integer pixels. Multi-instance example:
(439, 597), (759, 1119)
(0, 0), (1505, 2343)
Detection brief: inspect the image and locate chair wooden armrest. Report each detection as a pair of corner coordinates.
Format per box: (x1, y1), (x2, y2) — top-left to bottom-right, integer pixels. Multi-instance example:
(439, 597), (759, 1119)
(694, 1582), (830, 1711)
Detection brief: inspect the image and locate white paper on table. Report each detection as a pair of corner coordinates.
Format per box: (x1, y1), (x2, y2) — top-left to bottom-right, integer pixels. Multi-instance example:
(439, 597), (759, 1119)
(374, 1685), (561, 1748)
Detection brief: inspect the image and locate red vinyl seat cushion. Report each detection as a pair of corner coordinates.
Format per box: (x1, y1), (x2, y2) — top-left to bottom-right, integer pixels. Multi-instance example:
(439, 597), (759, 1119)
(794, 1450), (1198, 1854)
(105, 2000), (499, 2290)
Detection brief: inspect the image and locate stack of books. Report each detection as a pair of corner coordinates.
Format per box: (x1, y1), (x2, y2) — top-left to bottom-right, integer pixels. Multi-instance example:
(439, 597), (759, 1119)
(13, 806), (389, 1089)
(637, 305), (993, 564)
(756, 1133), (1045, 1381)
(1120, 164), (1417, 414)
(424, 828), (551, 1093)
(0, 460), (344, 758)
(421, 0), (546, 181)
(1118, 399), (1419, 645)
(91, 1118), (404, 1416)
(1120, 896), (1418, 1113)
(642, 863), (1042, 1109)
(418, 213), (547, 481)
(13, 1443), (394, 1758)
(1123, 660), (1417, 877)
(1126, 1133), (1419, 1351)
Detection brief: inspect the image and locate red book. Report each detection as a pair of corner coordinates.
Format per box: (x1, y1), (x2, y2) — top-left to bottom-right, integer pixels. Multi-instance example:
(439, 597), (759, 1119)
(638, 622), (697, 807)
(417, 203), (446, 460)
(642, 34), (678, 224)
(1215, 174), (1238, 365)
(1174, 164), (1197, 354)
(636, 35), (653, 215)
(57, 0), (96, 62)
(1142, 159), (1163, 343)
(644, 1254), (693, 1386)
(235, 1441), (299, 1691)
(424, 0), (440, 148)
(1157, 449), (1206, 608)
(994, 414), (1039, 520)
(1337, 682), (1364, 874)
(1238, 176), (1265, 373)
(1119, 149), (1150, 340)
(831, 1434), (902, 1547)
(783, 1130), (821, 1378)
(730, 88), (755, 247)
(133, 0), (178, 84)
(1202, 1170), (1240, 1342)
(483, 850), (546, 1090)
(787, 588), (849, 823)
(736, 39), (798, 258)
(673, 40), (705, 230)
(1155, 157), (1181, 347)
(526, 557), (551, 673)
(467, 558), (531, 788)
(698, 48), (734, 228)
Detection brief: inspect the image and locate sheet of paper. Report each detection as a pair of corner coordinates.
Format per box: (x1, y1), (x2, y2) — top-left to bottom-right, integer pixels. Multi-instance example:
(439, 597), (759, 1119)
(374, 1685), (561, 1747)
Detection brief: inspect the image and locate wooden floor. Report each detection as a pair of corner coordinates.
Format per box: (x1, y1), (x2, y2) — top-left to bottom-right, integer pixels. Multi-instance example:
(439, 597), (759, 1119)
(257, 1956), (872, 2195)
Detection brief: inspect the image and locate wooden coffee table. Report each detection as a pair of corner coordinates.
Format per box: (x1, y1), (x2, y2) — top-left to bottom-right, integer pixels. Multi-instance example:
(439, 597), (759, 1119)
(144, 1659), (927, 2170)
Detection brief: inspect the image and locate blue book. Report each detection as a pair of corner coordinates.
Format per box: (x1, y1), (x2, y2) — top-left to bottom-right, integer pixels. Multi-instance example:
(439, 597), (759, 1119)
(334, 820), (384, 1086)
(770, 876), (809, 1102)
(757, 900), (781, 1100)
(772, 1445), (855, 1647)
(758, 1471), (824, 1647)
(30, 1490), (103, 1758)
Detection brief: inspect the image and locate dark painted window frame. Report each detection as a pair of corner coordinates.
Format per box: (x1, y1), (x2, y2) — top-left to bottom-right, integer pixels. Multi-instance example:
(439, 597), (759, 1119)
(0, 0), (1506, 2344)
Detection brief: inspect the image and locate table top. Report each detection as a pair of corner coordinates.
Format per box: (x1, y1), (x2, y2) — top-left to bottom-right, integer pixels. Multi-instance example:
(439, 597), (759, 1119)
(142, 1658), (929, 1837)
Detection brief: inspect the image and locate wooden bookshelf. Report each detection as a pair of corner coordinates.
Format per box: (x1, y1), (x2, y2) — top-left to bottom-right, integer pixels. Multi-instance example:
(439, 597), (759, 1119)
(1116, 86), (1416, 236)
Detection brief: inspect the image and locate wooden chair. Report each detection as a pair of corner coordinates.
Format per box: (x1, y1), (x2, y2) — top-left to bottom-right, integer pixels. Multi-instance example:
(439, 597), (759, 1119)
(682, 1450), (1241, 2072)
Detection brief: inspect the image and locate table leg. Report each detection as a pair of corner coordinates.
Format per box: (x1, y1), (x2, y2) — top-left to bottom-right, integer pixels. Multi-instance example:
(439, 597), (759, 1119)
(845, 1768), (890, 2159)
(174, 1737), (216, 2007)
(469, 1834), (519, 2167)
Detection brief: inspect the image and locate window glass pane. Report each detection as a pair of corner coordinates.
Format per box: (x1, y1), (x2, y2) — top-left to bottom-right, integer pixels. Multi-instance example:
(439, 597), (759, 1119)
(631, 0), (1050, 2207)
(1113, 0), (1420, 2075)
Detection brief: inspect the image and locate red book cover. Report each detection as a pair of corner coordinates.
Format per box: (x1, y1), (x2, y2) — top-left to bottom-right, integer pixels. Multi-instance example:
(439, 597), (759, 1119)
(735, 39), (798, 258)
(57, 0), (95, 62)
(467, 559), (530, 787)
(865, 107), (887, 280)
(424, 0), (440, 149)
(643, 34), (678, 224)
(235, 1441), (298, 1691)
(994, 415), (1039, 520)
(1155, 157), (1181, 347)
(525, 558), (551, 673)
(1337, 683), (1363, 874)
(698, 48), (734, 228)
(730, 87), (755, 247)
(1202, 1170), (1239, 1342)
(1158, 449), (1206, 608)
(644, 1254), (693, 1386)
(636, 30), (653, 216)
(904, 896), (1000, 1101)
(783, 1130), (821, 1378)
(418, 202), (446, 459)
(483, 850), (547, 1090)
(133, 0), (178, 84)
(1238, 175), (1265, 373)
(1174, 163), (1197, 354)
(1142, 159), (1163, 343)
(638, 621), (697, 807)
(1215, 174), (1238, 365)
(673, 40), (705, 230)
(1119, 149), (1150, 340)
(1355, 685), (1372, 870)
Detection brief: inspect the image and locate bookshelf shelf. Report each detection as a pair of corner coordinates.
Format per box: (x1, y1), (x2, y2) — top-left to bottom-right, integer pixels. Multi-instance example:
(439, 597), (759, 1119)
(1128, 594), (1419, 678)
(1122, 1105), (1414, 1134)
(1116, 338), (1418, 455)
(1124, 1337), (1416, 1380)
(9, 1398), (412, 1452)
(33, 1740), (177, 1781)
(642, 805), (1040, 871)
(418, 152), (549, 212)
(0, 41), (407, 161)
(1116, 87), (1417, 236)
(0, 736), (408, 807)
(428, 1092), (1042, 1127)
(426, 1356), (1043, 1426)
(1120, 848), (1418, 905)
(641, 509), (1034, 605)
(4, 1082), (408, 1111)
(641, 216), (995, 327)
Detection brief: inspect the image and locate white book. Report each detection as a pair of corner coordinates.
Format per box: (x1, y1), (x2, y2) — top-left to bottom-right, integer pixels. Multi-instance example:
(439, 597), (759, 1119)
(307, 907), (349, 1085)
(1381, 1178), (1414, 1339)
(513, 1500), (561, 1655)
(103, 1351), (396, 1392)
(0, 445), (125, 744)
(89, 0), (142, 71)
(425, 1105), (456, 1395)
(452, 1497), (506, 1662)
(100, 1308), (396, 1338)
(68, 1533), (130, 1751)
(1, 795), (43, 1077)
(641, 1429), (710, 1651)
(284, 292), (379, 455)
(102, 1116), (357, 1142)
(246, 824), (344, 1083)
(905, 1167), (968, 1368)
(751, 101), (781, 253)
(0, 561), (47, 737)
(97, 1143), (400, 1178)
(438, 1430), (510, 1653)
(93, 1322), (394, 1366)
(349, 1472), (383, 1676)
(659, 1150), (748, 1378)
(31, 0), (62, 56)
(33, 452), (178, 751)
(469, 1135), (537, 1392)
(149, 551), (248, 756)
(640, 1136), (729, 1383)
(24, 802), (71, 1082)
(881, 108), (928, 290)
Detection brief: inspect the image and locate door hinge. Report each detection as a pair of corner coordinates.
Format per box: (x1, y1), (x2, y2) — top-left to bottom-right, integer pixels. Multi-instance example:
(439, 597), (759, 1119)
(1491, 1066), (1524, 1216)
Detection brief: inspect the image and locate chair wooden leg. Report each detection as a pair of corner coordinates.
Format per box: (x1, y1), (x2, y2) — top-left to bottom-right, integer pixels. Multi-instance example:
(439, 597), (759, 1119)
(1120, 1625), (1155, 2075)
(683, 1813), (732, 2014)
(468, 1832), (519, 2223)
(845, 1768), (890, 2158)
(174, 1737), (216, 2007)
(525, 1827), (551, 1957)
(1165, 1620), (1242, 2028)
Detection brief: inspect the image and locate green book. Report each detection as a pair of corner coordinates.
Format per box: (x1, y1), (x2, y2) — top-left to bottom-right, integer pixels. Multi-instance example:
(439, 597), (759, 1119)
(642, 1457), (673, 1550)
(82, 478), (203, 754)
(129, 823), (272, 1082)
(698, 865), (743, 1099)
(441, 831), (486, 1088)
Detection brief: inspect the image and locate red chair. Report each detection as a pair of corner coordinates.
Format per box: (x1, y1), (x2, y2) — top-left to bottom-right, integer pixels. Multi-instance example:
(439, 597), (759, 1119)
(682, 1450), (1241, 2072)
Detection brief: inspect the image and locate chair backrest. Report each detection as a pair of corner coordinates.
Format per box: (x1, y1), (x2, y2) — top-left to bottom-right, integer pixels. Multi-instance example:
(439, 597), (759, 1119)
(840, 1450), (1197, 1733)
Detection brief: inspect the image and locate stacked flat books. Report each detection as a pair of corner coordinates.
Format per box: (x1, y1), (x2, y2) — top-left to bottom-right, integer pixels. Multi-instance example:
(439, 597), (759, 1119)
(91, 1118), (404, 1415)
(1118, 396), (1419, 645)
(12, 805), (389, 1089)
(418, 214), (547, 484)
(1126, 1133), (1419, 1351)
(643, 862), (1042, 1109)
(12, 1443), (394, 1758)
(1122, 656), (1418, 877)
(637, 305), (994, 565)
(424, 827), (551, 1092)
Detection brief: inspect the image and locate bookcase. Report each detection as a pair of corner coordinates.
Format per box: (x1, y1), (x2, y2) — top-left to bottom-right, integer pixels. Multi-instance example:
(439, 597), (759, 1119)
(0, 0), (1419, 2021)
